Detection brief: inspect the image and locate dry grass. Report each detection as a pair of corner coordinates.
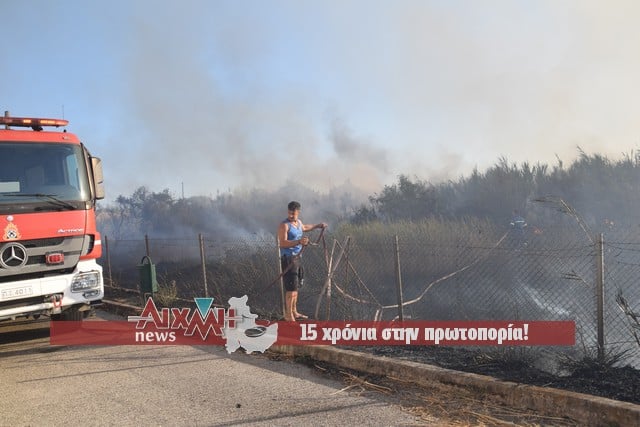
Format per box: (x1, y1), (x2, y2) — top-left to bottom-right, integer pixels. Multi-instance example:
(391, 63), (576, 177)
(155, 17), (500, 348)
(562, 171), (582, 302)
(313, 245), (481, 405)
(306, 360), (579, 427)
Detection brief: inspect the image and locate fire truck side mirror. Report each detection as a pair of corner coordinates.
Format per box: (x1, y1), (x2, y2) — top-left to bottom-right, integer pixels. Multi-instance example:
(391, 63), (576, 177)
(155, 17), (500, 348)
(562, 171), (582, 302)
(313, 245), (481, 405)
(91, 157), (105, 200)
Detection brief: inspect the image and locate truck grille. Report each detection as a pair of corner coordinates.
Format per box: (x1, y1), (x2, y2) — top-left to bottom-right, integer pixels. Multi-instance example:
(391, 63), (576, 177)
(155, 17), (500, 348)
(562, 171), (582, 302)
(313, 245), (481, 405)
(0, 235), (85, 281)
(21, 237), (65, 248)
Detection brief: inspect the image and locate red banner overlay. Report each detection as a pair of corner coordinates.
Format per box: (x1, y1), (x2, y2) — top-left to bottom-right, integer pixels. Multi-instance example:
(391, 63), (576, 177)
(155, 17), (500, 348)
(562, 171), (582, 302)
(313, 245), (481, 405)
(50, 320), (575, 347)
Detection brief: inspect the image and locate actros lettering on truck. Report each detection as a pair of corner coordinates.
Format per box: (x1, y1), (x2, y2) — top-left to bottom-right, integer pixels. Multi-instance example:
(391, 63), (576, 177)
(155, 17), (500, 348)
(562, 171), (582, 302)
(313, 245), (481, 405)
(0, 111), (105, 322)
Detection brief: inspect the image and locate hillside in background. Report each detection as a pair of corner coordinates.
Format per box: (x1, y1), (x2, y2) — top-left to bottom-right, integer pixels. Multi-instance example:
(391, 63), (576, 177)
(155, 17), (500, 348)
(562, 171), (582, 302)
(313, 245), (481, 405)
(97, 149), (640, 239)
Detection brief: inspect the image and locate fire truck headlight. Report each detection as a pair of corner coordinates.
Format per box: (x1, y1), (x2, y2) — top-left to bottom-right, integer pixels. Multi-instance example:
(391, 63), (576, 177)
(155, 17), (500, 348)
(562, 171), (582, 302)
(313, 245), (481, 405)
(71, 271), (102, 292)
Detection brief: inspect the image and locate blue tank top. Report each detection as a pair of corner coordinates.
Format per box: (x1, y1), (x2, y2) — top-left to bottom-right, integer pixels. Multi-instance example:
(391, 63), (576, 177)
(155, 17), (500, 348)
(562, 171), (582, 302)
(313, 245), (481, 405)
(281, 219), (303, 257)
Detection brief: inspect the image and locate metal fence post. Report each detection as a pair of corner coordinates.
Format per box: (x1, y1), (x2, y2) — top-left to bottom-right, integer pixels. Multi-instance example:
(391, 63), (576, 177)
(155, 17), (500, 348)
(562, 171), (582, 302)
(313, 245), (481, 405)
(199, 233), (208, 298)
(104, 235), (113, 287)
(394, 235), (405, 321)
(144, 234), (151, 257)
(596, 232), (605, 362)
(276, 236), (285, 317)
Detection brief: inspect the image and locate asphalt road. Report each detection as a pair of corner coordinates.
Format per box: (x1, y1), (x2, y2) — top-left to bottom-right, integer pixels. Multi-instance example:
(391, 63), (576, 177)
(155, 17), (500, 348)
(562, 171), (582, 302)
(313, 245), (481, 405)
(0, 312), (426, 426)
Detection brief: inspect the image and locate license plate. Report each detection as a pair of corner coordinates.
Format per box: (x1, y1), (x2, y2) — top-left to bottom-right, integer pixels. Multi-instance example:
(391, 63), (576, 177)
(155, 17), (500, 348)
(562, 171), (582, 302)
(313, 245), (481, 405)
(1, 286), (34, 300)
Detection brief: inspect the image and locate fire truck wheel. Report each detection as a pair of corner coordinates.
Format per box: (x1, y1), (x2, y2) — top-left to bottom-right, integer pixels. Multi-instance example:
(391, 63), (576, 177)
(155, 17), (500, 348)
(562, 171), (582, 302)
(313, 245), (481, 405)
(52, 307), (84, 321)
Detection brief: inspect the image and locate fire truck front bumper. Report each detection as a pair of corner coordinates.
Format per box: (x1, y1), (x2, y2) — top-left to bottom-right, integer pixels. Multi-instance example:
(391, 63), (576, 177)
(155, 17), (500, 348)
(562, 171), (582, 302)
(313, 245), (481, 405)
(0, 261), (103, 321)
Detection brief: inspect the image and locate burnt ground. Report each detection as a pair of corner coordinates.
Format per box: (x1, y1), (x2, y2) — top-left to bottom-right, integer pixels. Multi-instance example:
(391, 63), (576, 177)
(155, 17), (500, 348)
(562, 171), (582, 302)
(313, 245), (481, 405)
(359, 345), (640, 405)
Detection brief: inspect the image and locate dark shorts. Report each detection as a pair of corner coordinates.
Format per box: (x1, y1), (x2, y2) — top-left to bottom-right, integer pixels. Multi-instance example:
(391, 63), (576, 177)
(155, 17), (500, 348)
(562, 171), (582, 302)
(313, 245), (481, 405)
(281, 255), (303, 292)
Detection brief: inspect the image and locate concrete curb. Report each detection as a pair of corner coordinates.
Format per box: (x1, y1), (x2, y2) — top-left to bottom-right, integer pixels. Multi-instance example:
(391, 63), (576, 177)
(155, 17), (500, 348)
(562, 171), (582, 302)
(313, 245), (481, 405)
(100, 301), (639, 426)
(101, 299), (142, 317)
(272, 345), (640, 427)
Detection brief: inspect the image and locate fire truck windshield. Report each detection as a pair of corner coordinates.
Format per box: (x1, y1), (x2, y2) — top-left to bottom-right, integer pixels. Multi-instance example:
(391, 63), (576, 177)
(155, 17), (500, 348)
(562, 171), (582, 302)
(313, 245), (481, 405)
(0, 142), (91, 212)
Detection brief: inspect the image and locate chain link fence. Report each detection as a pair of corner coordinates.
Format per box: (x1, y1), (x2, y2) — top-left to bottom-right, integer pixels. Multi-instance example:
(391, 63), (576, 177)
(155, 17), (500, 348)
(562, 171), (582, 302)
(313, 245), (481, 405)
(100, 221), (640, 368)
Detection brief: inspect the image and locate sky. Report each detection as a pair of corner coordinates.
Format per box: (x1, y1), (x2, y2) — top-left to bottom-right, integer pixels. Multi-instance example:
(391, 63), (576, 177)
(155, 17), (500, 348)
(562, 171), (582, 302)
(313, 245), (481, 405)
(2, 0), (640, 203)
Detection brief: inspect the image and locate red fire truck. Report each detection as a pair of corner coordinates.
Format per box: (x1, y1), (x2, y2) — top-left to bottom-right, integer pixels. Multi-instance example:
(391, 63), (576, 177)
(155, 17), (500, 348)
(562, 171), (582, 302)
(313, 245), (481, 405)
(0, 112), (104, 321)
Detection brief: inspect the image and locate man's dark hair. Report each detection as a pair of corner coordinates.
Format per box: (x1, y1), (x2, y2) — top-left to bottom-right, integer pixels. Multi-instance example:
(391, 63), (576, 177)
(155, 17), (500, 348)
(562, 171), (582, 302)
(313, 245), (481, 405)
(288, 201), (301, 211)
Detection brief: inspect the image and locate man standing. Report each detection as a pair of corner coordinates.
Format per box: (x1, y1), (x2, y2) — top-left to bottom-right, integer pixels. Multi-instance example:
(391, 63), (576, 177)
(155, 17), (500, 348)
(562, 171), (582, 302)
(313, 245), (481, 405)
(510, 209), (527, 235)
(278, 201), (327, 322)
(510, 209), (528, 248)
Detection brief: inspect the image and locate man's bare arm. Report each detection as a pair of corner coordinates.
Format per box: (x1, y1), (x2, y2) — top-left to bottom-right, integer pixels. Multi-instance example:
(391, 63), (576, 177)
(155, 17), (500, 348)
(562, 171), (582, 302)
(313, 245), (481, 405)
(278, 222), (308, 248)
(302, 222), (328, 232)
